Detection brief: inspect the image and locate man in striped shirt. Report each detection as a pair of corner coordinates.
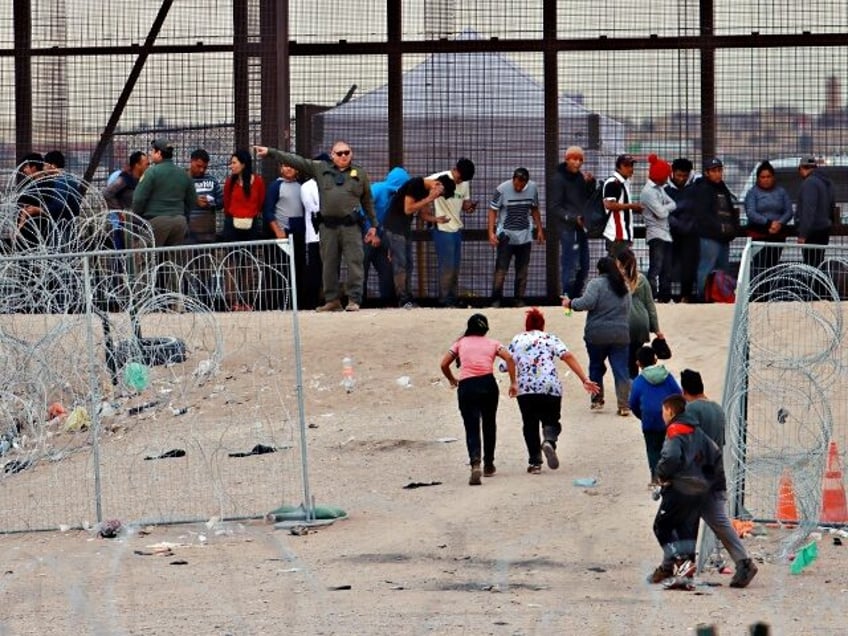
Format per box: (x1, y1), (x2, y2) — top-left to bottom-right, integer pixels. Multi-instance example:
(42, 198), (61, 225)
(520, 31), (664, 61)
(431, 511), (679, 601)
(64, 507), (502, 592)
(602, 154), (643, 257)
(487, 167), (544, 308)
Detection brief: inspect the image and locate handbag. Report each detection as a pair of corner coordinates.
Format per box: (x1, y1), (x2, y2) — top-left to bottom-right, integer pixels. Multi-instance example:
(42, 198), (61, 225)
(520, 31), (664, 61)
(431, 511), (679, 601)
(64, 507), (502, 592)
(651, 336), (672, 360)
(232, 216), (253, 230)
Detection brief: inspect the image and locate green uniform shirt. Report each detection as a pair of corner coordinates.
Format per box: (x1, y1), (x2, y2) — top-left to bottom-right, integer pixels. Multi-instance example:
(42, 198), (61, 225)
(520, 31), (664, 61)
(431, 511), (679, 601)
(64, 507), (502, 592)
(266, 149), (377, 227)
(132, 159), (197, 219)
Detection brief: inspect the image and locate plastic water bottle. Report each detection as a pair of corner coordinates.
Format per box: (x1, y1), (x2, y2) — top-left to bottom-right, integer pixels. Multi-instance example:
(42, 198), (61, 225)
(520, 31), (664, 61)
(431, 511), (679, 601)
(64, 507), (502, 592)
(342, 356), (355, 393)
(561, 294), (573, 316)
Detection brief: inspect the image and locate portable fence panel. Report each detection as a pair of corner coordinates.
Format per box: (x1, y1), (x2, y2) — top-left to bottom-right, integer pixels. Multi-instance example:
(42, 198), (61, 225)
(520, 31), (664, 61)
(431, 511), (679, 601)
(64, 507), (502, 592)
(0, 237), (305, 532)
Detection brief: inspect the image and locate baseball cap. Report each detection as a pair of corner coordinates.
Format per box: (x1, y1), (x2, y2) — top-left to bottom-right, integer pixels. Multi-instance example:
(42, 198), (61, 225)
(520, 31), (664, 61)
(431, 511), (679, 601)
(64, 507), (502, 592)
(705, 157), (724, 171)
(512, 167), (530, 181)
(799, 156), (817, 168)
(615, 154), (636, 167)
(151, 138), (175, 152)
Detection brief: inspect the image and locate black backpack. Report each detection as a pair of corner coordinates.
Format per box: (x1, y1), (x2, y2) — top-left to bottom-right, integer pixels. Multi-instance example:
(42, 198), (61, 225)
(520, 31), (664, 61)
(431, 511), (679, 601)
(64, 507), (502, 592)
(583, 180), (609, 239)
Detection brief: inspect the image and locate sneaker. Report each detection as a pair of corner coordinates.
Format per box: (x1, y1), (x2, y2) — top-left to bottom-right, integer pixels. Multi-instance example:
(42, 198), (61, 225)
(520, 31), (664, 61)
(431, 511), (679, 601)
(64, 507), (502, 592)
(316, 300), (343, 312)
(729, 558), (758, 588)
(617, 407), (630, 417)
(674, 558), (697, 578)
(469, 463), (483, 486)
(646, 564), (674, 584)
(542, 441), (559, 470)
(527, 464), (542, 475)
(401, 301), (418, 309)
(483, 463), (496, 477)
(590, 400), (605, 411)
(345, 301), (360, 312)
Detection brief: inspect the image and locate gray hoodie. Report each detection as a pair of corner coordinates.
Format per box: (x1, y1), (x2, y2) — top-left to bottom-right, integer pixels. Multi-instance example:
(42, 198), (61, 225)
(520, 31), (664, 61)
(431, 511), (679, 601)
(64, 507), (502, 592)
(571, 275), (631, 345)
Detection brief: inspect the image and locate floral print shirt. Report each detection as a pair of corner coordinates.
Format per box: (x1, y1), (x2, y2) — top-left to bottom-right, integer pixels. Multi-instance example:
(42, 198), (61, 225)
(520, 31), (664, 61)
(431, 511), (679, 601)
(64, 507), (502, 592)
(507, 330), (568, 397)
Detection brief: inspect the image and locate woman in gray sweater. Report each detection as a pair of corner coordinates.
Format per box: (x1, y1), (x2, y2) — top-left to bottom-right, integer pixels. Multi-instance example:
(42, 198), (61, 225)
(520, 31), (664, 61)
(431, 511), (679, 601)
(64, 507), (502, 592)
(562, 257), (632, 415)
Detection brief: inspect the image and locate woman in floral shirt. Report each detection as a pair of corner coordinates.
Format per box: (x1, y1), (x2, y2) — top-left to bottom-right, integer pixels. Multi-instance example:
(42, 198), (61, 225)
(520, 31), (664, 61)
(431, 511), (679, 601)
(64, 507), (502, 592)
(508, 307), (599, 474)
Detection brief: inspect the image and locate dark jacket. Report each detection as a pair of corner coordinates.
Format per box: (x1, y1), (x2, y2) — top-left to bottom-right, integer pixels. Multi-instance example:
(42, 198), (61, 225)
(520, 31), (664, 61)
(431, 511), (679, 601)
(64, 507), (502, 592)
(548, 162), (596, 228)
(796, 170), (834, 239)
(684, 177), (738, 243)
(656, 412), (726, 495)
(666, 181), (696, 236)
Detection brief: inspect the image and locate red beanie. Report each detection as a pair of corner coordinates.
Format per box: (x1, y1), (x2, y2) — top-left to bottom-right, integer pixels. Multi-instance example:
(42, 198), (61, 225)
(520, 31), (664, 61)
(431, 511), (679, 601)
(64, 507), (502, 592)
(648, 154), (671, 183)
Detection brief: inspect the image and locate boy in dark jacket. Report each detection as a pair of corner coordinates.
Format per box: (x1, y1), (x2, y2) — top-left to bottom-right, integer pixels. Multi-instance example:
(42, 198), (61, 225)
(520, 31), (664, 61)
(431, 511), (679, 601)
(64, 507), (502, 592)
(648, 394), (724, 584)
(628, 346), (681, 484)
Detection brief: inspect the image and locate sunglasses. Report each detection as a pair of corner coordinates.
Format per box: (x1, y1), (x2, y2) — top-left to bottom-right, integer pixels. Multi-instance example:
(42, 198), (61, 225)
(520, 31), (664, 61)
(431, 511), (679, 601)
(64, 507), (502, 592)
(334, 150), (351, 157)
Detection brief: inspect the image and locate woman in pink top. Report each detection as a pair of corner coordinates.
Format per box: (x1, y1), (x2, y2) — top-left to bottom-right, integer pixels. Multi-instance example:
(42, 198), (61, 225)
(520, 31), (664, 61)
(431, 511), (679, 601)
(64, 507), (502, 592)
(440, 313), (517, 485)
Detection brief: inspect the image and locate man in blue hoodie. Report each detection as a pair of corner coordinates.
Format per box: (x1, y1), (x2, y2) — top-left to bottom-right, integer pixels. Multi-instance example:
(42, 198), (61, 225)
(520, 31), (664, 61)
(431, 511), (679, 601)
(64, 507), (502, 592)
(362, 167), (409, 305)
(628, 346), (681, 484)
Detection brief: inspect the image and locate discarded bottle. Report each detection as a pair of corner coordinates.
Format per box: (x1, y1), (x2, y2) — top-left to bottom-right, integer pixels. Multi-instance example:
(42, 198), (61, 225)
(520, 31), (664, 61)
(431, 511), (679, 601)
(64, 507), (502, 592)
(561, 294), (572, 316)
(342, 356), (355, 393)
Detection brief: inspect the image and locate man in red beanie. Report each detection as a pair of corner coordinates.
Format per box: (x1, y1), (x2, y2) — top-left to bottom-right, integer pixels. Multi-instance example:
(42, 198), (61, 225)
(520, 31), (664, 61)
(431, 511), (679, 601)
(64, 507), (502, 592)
(641, 154), (677, 302)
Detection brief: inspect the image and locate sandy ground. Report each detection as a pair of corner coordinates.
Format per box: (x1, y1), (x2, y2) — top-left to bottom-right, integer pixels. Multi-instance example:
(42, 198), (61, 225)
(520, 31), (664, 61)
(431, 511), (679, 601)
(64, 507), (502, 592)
(2, 303), (847, 635)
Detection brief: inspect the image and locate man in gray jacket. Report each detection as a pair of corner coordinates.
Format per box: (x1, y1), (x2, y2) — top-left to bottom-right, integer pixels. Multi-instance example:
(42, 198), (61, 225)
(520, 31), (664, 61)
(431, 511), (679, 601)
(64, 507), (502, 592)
(681, 369), (758, 588)
(796, 156), (834, 270)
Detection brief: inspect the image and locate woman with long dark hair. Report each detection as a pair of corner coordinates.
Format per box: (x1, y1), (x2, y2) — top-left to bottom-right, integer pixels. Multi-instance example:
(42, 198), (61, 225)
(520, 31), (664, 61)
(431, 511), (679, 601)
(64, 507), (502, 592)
(562, 257), (632, 415)
(616, 248), (664, 380)
(440, 313), (517, 485)
(223, 149), (265, 310)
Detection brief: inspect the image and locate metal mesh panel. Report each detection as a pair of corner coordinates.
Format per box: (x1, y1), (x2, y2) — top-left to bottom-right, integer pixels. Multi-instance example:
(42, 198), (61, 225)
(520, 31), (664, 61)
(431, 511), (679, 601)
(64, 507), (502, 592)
(715, 0), (848, 35)
(0, 0), (846, 305)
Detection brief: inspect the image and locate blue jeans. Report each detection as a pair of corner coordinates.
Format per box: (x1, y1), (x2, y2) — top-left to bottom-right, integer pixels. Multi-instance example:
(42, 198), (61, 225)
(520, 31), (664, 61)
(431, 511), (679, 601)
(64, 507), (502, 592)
(432, 229), (462, 305)
(696, 238), (730, 297)
(559, 226), (590, 298)
(363, 241), (394, 303)
(585, 341), (631, 409)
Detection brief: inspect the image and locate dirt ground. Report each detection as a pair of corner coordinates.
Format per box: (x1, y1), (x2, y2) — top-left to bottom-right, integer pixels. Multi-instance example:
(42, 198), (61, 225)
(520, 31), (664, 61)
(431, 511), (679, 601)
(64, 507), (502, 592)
(2, 303), (847, 635)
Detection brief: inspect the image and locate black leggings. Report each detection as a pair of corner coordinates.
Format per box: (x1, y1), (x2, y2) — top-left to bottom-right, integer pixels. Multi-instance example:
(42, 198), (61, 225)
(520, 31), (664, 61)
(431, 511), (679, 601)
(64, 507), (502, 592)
(457, 374), (499, 466)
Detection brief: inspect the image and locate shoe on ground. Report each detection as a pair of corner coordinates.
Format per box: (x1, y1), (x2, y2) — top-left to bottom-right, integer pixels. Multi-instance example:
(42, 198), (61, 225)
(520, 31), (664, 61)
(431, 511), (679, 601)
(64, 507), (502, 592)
(674, 558), (696, 578)
(730, 558), (758, 588)
(401, 301), (418, 309)
(542, 441), (559, 470)
(617, 407), (630, 417)
(490, 299), (502, 308)
(345, 301), (360, 312)
(526, 464), (542, 475)
(316, 300), (343, 312)
(646, 564), (674, 584)
(469, 463), (483, 486)
(483, 463), (496, 477)
(590, 400), (605, 411)
(515, 299), (526, 308)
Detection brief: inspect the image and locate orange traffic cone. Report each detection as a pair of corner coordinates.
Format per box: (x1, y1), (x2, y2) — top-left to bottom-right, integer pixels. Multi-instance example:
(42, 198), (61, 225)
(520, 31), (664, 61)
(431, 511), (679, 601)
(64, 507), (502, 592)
(821, 441), (848, 524)
(776, 468), (799, 524)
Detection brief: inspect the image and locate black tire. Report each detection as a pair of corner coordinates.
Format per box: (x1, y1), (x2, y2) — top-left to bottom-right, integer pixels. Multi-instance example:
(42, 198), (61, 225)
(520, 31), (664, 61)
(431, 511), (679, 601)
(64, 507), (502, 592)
(113, 336), (187, 368)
